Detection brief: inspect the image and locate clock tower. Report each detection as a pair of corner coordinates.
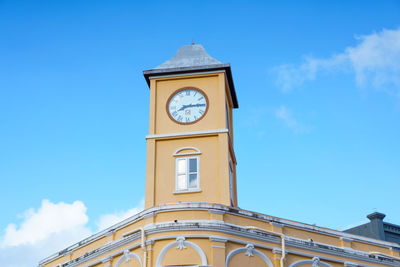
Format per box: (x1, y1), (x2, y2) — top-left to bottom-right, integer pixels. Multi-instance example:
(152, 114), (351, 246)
(40, 43), (400, 267)
(143, 44), (239, 209)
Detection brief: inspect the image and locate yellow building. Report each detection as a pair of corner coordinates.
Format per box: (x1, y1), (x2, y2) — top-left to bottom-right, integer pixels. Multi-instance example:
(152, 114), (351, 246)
(40, 44), (400, 267)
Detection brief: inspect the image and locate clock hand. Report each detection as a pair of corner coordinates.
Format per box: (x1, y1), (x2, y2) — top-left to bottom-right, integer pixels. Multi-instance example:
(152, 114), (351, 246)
(177, 103), (206, 111)
(186, 103), (206, 108)
(177, 105), (188, 111)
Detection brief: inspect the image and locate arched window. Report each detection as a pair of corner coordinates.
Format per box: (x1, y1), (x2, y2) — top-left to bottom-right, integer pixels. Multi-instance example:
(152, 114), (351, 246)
(173, 147), (201, 193)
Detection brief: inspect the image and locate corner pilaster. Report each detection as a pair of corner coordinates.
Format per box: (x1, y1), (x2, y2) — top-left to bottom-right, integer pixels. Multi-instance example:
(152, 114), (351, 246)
(272, 248), (282, 267)
(210, 237), (227, 267)
(340, 237), (353, 249)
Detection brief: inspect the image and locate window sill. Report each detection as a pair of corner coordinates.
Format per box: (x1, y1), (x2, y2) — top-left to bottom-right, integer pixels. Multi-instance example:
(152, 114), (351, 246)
(173, 189), (202, 194)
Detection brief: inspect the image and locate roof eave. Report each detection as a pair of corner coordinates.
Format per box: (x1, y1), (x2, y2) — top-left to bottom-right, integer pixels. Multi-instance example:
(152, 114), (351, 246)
(143, 63), (239, 108)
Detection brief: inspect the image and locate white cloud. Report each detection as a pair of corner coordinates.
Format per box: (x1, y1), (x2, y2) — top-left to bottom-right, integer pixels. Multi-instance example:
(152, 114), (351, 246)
(1, 199), (89, 247)
(274, 27), (400, 96)
(275, 105), (307, 133)
(0, 199), (144, 267)
(0, 200), (91, 267)
(96, 199), (144, 230)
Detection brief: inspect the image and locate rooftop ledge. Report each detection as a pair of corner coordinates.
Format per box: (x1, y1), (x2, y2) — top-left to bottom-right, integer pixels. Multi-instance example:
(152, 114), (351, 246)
(143, 63), (238, 109)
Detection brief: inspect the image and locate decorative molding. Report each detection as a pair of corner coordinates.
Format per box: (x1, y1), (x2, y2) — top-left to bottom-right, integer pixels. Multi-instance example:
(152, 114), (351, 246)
(123, 250), (131, 262)
(155, 236), (208, 267)
(146, 129), (229, 140)
(245, 243), (255, 257)
(42, 203), (399, 264)
(40, 204), (400, 267)
(225, 244), (273, 267)
(312, 256), (320, 267)
(56, 222), (400, 267)
(114, 250), (142, 267)
(55, 222), (400, 267)
(173, 146), (201, 156)
(288, 257), (333, 267)
(176, 236), (187, 250)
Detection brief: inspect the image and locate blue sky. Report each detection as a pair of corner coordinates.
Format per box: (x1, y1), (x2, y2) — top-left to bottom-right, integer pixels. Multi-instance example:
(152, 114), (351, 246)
(0, 1), (400, 266)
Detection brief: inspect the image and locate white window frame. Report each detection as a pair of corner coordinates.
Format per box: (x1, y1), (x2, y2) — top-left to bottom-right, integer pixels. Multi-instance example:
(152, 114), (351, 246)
(174, 156), (200, 193)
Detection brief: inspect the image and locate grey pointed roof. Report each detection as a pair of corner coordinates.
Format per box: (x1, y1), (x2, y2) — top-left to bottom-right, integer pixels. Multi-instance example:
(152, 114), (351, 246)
(143, 44), (238, 108)
(155, 44), (222, 69)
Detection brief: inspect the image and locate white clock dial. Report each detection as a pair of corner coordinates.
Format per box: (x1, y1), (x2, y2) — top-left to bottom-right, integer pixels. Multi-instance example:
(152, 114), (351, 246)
(168, 88), (208, 124)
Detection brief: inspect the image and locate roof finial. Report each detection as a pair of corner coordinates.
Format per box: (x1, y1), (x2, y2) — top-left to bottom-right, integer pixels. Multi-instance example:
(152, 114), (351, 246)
(191, 39), (195, 45)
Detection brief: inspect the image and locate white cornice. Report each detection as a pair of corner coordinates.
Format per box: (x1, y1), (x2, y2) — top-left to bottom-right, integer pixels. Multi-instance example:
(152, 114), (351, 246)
(47, 222), (399, 267)
(149, 70), (226, 80)
(146, 129), (229, 139)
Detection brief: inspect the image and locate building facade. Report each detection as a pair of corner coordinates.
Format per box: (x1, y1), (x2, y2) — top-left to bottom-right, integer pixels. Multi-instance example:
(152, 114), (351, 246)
(39, 44), (400, 267)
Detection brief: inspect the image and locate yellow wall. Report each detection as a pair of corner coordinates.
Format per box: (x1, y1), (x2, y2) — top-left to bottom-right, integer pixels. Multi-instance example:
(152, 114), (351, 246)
(145, 72), (237, 208)
(150, 74), (224, 134)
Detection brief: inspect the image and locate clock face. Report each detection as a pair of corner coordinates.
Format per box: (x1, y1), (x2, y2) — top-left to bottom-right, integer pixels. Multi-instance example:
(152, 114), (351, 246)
(167, 88), (208, 124)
